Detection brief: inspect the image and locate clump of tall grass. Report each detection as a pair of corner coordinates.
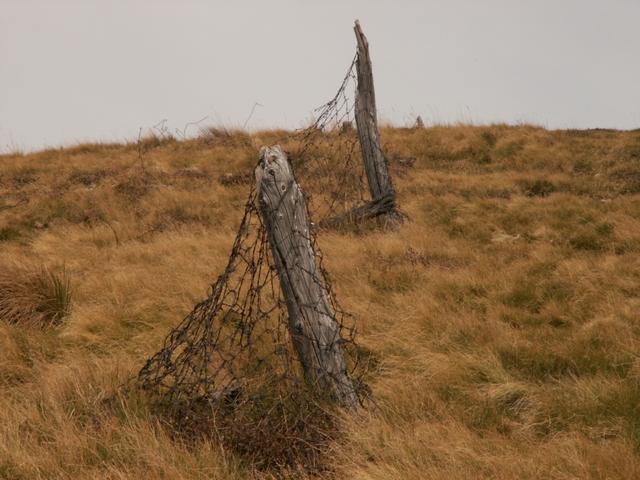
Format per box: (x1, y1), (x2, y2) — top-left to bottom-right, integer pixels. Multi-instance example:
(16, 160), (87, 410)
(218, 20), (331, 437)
(0, 264), (71, 327)
(151, 379), (345, 475)
(197, 126), (252, 147)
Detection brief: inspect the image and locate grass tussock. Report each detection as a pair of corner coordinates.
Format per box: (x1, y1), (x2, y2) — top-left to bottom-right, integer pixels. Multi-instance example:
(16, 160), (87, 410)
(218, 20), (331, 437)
(197, 126), (253, 148)
(0, 265), (71, 327)
(0, 125), (640, 478)
(150, 384), (344, 476)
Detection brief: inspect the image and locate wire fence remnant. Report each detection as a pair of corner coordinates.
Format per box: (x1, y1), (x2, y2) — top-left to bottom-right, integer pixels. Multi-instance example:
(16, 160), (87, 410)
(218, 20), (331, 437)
(137, 155), (369, 468)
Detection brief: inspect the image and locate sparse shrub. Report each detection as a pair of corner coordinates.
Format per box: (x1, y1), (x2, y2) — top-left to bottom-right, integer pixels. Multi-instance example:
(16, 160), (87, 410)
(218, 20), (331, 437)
(498, 208), (534, 234)
(0, 226), (21, 242)
(197, 127), (252, 147)
(610, 167), (640, 194)
(114, 168), (165, 199)
(567, 319), (634, 376)
(494, 139), (525, 159)
(464, 382), (532, 433)
(435, 280), (487, 313)
(174, 166), (209, 181)
(148, 380), (348, 475)
(68, 168), (111, 187)
(519, 178), (556, 197)
(469, 141), (493, 165)
(474, 150), (492, 164)
(498, 344), (576, 380)
(614, 238), (640, 255)
(11, 167), (37, 186)
(572, 158), (593, 174)
(0, 265), (71, 327)
(480, 130), (498, 148)
(456, 129), (498, 166)
(623, 143), (640, 160)
(503, 267), (574, 315)
(569, 233), (602, 251)
(66, 142), (123, 156)
(218, 171), (252, 187)
(214, 388), (340, 473)
(149, 204), (212, 232)
(568, 223), (613, 252)
(503, 283), (544, 313)
(369, 270), (414, 295)
(136, 133), (176, 151)
(444, 213), (493, 244)
(595, 221), (614, 236)
(500, 311), (545, 329)
(484, 187), (512, 199)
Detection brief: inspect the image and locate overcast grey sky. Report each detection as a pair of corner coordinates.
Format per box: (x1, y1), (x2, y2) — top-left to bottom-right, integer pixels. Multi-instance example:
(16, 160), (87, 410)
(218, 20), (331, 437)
(1, 0), (639, 152)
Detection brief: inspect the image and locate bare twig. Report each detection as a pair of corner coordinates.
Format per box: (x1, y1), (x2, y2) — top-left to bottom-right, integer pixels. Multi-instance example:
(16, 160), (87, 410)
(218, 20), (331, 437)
(242, 102), (264, 130)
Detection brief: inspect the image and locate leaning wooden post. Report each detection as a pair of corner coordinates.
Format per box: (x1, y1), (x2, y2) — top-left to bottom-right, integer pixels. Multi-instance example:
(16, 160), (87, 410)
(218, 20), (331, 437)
(354, 19), (396, 205)
(255, 145), (358, 409)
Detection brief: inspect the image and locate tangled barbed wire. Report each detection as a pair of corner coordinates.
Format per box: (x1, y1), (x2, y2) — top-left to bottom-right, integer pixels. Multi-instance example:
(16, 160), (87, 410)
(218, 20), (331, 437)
(280, 55), (370, 222)
(138, 182), (369, 468)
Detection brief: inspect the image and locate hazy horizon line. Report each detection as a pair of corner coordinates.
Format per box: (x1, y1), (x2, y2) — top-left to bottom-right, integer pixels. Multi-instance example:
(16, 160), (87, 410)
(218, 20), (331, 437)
(3, 117), (639, 156)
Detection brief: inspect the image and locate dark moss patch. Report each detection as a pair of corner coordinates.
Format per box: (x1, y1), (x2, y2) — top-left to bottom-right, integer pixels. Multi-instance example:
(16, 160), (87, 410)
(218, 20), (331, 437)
(0, 226), (21, 242)
(518, 179), (556, 197)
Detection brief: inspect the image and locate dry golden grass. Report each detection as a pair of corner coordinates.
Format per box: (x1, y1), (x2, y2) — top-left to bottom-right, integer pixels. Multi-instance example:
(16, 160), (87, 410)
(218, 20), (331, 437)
(1, 125), (640, 478)
(0, 264), (71, 327)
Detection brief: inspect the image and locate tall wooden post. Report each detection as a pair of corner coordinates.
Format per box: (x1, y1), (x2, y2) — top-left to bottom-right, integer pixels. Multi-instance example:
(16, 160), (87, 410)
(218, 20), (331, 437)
(255, 145), (358, 409)
(354, 20), (396, 205)
(321, 21), (402, 228)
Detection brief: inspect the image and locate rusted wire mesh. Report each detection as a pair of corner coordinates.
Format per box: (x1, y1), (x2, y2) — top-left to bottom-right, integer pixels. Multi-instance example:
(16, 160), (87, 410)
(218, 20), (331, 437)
(137, 184), (369, 468)
(284, 55), (370, 222)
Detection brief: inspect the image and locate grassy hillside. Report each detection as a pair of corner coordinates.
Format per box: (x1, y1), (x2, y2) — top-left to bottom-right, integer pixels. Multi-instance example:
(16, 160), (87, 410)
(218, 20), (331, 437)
(1, 125), (640, 479)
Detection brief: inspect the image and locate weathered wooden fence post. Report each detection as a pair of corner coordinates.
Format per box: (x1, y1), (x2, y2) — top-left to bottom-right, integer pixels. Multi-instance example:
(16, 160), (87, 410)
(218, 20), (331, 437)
(354, 19), (397, 206)
(321, 21), (402, 228)
(255, 145), (358, 409)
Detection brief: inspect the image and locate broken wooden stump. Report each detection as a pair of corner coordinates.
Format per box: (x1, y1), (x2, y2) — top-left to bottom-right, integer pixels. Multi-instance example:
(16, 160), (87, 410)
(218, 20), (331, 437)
(322, 20), (403, 229)
(354, 19), (396, 203)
